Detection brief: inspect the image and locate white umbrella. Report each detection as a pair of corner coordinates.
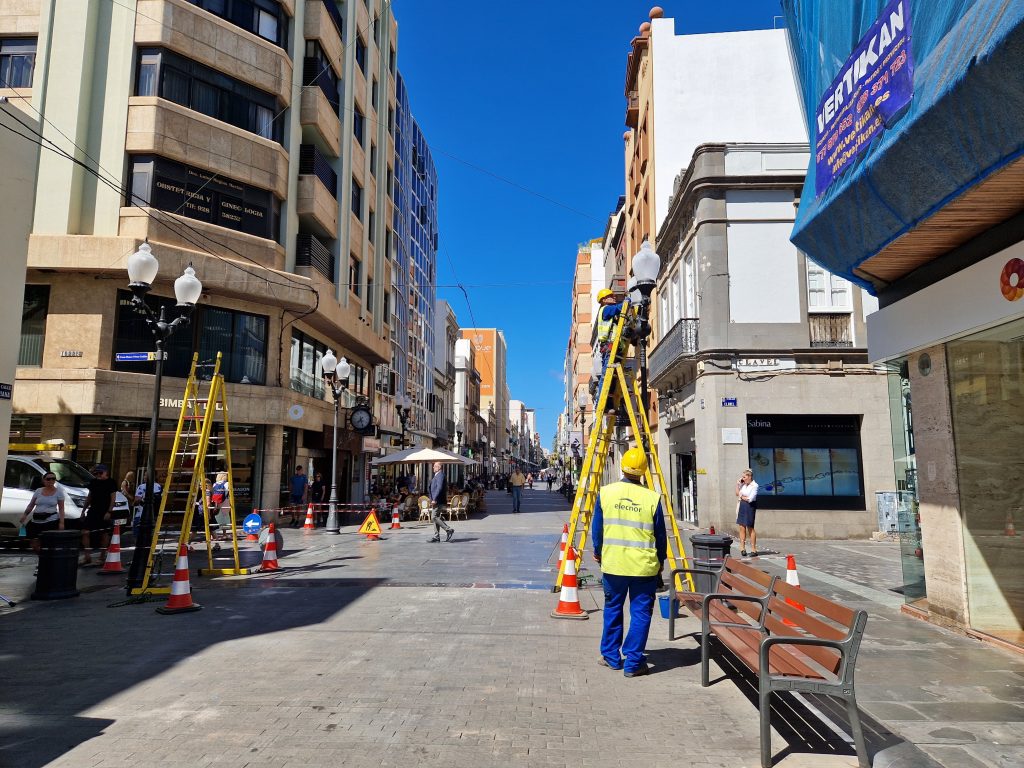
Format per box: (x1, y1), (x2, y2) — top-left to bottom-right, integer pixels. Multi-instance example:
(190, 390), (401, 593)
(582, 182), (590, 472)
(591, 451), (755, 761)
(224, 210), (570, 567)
(370, 446), (477, 466)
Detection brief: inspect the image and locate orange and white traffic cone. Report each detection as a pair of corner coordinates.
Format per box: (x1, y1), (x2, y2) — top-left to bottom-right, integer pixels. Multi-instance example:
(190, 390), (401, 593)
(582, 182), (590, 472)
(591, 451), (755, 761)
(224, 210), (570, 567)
(156, 544), (201, 614)
(303, 503), (315, 531)
(391, 506), (402, 530)
(782, 554), (805, 626)
(551, 547), (588, 620)
(557, 523), (568, 564)
(98, 524), (126, 575)
(259, 523), (281, 571)
(246, 508), (260, 541)
(1005, 512), (1017, 537)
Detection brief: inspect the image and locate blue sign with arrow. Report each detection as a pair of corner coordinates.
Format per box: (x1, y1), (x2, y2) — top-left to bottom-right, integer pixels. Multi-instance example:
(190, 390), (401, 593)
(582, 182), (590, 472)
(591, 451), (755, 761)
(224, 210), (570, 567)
(242, 513), (262, 535)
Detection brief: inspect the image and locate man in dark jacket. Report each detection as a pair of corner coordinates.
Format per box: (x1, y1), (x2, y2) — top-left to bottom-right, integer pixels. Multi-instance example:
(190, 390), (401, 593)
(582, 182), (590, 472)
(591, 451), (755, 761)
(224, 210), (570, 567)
(427, 461), (454, 542)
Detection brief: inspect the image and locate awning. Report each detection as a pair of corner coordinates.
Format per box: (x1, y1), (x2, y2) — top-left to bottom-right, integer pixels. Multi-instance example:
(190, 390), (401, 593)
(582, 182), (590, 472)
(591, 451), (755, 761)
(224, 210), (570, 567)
(370, 447), (477, 466)
(783, 0), (1024, 292)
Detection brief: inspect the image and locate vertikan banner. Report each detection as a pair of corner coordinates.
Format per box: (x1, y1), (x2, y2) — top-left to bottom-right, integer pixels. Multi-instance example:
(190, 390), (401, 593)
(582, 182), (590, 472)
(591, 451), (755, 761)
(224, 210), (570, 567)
(814, 0), (914, 196)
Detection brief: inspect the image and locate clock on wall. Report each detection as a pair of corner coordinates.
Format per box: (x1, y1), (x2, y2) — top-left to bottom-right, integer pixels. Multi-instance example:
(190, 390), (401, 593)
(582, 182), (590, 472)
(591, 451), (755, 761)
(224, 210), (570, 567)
(349, 405), (373, 431)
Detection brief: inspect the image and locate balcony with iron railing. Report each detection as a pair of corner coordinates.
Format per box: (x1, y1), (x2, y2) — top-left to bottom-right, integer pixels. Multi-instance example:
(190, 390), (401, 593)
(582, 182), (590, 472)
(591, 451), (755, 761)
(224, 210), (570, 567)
(296, 232), (334, 283)
(303, 57), (340, 112)
(809, 313), (854, 348)
(297, 143), (339, 237)
(648, 318), (699, 386)
(299, 144), (338, 197)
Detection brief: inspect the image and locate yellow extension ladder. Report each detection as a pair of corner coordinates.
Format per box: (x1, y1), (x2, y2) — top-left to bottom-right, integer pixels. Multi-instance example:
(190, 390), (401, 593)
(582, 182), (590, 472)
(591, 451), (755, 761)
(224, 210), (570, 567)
(554, 303), (695, 594)
(131, 352), (249, 596)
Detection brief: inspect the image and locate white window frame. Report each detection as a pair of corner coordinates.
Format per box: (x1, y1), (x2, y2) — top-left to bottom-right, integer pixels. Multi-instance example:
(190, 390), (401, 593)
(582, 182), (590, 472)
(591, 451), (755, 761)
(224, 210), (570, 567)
(683, 248), (697, 318)
(806, 257), (853, 313)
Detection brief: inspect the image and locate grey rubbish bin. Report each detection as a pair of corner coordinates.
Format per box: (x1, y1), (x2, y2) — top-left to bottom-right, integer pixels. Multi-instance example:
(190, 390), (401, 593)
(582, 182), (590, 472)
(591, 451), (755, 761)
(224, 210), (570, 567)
(31, 529), (80, 600)
(688, 533), (734, 593)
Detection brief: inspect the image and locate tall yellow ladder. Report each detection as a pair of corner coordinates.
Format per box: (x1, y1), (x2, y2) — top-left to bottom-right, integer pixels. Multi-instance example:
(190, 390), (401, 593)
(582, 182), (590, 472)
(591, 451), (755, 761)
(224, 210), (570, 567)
(554, 304), (695, 594)
(131, 352), (247, 596)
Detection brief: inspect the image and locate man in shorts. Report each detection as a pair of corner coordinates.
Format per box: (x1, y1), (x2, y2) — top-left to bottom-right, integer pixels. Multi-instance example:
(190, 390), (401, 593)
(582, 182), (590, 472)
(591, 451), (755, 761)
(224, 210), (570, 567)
(80, 464), (118, 565)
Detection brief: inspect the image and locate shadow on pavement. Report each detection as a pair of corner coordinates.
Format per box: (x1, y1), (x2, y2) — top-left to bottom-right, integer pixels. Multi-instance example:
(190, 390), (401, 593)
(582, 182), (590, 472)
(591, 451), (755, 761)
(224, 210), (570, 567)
(0, 576), (385, 768)
(710, 644), (909, 766)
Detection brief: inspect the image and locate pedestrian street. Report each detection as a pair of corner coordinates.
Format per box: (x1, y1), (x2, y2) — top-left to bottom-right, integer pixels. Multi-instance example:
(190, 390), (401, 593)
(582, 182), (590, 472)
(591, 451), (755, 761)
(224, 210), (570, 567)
(2, 488), (1023, 768)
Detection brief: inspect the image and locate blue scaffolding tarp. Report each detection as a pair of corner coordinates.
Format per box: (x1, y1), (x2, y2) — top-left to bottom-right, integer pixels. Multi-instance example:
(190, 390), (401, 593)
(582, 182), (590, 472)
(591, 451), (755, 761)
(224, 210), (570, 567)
(782, 0), (1024, 292)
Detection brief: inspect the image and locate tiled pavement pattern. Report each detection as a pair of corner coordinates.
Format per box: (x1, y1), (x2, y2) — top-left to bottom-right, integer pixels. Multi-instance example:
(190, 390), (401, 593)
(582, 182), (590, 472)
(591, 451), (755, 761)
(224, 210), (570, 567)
(0, 488), (1021, 767)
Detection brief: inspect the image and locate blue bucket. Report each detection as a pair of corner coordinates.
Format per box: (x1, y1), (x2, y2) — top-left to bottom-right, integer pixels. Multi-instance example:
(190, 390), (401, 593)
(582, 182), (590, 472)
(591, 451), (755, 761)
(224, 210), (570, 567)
(658, 594), (675, 619)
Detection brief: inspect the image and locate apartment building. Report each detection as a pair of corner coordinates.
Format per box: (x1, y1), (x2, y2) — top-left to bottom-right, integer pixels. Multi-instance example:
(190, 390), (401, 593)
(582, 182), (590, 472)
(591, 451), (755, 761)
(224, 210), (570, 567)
(5, 0), (401, 511)
(649, 143), (894, 538)
(460, 328), (508, 460)
(390, 70), (438, 449)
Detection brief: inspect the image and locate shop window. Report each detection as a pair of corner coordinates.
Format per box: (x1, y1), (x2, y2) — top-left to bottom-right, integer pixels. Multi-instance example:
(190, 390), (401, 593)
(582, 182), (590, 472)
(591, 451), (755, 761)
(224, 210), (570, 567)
(113, 290), (268, 384)
(747, 414), (865, 510)
(19, 284), (49, 366)
(948, 318), (1024, 645)
(0, 38), (36, 88)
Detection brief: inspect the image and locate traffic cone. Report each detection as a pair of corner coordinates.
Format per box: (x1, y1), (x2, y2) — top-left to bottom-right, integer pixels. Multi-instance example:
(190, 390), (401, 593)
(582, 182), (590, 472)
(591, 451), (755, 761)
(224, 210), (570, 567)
(557, 523), (568, 563)
(551, 547), (588, 620)
(303, 503), (315, 531)
(246, 508), (260, 541)
(390, 506), (402, 530)
(98, 524), (125, 575)
(259, 523), (280, 571)
(156, 544), (201, 614)
(1005, 512), (1017, 537)
(782, 554), (805, 626)
(709, 525), (716, 535)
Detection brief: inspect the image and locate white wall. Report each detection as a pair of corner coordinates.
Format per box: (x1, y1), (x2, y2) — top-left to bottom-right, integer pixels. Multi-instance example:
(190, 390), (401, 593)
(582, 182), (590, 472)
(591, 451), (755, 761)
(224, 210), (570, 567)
(650, 23), (807, 228)
(0, 106), (39, 503)
(728, 222), (802, 324)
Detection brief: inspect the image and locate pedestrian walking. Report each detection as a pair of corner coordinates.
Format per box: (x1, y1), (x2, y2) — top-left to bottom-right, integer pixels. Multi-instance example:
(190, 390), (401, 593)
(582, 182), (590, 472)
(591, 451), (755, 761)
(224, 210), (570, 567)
(736, 469), (759, 557)
(288, 465), (308, 528)
(427, 461), (454, 542)
(132, 473), (162, 542)
(79, 464), (117, 565)
(509, 467), (526, 512)
(310, 471), (327, 525)
(18, 472), (66, 566)
(119, 470), (135, 503)
(593, 447), (666, 677)
(547, 474), (554, 491)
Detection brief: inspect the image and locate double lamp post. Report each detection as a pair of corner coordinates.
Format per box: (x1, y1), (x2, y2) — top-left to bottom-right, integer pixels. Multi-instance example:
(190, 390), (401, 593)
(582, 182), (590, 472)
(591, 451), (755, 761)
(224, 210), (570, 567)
(319, 348), (351, 534)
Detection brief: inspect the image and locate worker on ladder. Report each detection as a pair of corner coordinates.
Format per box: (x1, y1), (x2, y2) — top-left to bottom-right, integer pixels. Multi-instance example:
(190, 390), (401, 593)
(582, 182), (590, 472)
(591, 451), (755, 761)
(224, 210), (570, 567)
(595, 288), (624, 378)
(592, 447), (666, 677)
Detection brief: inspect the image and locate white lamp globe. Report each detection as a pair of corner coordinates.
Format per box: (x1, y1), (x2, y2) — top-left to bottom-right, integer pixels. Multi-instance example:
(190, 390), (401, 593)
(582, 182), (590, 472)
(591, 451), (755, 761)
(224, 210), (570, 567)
(336, 356), (351, 380)
(321, 349), (338, 375)
(173, 264), (203, 306)
(127, 241), (159, 287)
(577, 391), (589, 409)
(632, 240), (661, 287)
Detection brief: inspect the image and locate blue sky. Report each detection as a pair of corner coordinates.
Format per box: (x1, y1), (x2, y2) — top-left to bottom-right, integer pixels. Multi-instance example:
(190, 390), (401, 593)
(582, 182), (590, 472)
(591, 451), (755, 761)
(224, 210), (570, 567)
(391, 1), (784, 446)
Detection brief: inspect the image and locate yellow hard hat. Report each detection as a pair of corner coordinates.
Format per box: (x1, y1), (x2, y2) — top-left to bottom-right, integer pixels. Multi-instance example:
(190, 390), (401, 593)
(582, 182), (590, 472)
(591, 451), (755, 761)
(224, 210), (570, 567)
(621, 447), (648, 477)
(597, 288), (614, 302)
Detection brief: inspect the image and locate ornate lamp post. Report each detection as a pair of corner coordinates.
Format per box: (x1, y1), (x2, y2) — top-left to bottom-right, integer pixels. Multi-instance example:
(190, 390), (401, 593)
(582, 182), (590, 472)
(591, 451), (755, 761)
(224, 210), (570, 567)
(124, 242), (202, 594)
(454, 419), (463, 454)
(320, 349), (350, 534)
(630, 240), (662, 427)
(396, 394), (412, 448)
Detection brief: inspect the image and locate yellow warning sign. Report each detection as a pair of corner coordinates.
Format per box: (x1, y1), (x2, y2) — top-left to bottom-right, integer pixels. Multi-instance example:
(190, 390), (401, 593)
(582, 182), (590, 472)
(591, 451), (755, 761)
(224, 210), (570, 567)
(358, 511), (382, 536)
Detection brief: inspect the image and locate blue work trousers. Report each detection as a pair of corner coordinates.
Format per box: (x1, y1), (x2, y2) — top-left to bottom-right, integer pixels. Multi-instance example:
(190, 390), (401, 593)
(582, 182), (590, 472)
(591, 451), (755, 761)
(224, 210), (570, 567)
(600, 573), (657, 672)
(511, 486), (522, 512)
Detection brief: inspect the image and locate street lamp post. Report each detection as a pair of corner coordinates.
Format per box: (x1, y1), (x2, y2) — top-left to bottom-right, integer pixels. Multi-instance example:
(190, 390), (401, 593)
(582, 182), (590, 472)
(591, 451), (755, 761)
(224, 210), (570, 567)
(320, 349), (350, 534)
(455, 420), (463, 455)
(396, 394), (412, 448)
(630, 240), (662, 436)
(124, 242), (202, 594)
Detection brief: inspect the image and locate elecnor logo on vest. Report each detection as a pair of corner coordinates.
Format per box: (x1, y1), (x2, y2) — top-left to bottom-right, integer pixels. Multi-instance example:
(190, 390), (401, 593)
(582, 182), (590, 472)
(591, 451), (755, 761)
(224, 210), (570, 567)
(616, 498), (644, 514)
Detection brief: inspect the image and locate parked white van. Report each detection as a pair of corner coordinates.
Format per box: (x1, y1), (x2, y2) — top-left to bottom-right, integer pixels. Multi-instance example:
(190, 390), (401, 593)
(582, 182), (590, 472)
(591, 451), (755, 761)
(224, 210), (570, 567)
(0, 456), (131, 536)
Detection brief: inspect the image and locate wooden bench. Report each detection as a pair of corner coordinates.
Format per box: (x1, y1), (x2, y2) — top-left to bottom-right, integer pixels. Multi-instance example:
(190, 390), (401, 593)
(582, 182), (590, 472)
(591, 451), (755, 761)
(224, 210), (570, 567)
(669, 557), (870, 768)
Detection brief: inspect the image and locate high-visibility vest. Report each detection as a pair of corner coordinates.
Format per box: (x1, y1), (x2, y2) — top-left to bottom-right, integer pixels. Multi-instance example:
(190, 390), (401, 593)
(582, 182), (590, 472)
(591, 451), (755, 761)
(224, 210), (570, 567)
(598, 481), (660, 577)
(596, 306), (615, 344)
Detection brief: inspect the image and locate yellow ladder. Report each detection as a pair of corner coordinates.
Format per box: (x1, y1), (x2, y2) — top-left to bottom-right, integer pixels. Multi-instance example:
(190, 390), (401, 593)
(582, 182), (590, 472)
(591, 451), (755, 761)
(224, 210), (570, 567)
(132, 353), (248, 596)
(554, 306), (695, 594)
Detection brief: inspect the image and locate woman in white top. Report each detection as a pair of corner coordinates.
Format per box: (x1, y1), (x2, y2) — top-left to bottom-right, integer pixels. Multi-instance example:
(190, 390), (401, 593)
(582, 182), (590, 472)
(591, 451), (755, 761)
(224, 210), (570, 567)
(18, 471), (66, 555)
(735, 468), (760, 557)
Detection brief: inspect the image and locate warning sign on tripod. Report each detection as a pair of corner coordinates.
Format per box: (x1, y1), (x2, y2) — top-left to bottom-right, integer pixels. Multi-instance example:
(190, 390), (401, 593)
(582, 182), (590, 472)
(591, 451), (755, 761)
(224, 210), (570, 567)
(358, 511), (382, 541)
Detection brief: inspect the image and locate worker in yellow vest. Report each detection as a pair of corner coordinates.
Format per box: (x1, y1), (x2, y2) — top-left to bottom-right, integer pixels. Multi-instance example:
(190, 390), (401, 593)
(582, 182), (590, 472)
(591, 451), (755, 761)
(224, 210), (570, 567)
(595, 288), (624, 377)
(593, 447), (666, 677)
